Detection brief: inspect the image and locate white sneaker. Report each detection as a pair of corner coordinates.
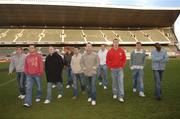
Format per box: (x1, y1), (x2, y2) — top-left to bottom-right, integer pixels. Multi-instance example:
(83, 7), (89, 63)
(133, 88), (137, 93)
(91, 101), (96, 106)
(20, 95), (25, 99)
(35, 99), (41, 102)
(139, 92), (146, 97)
(44, 100), (50, 104)
(18, 95), (22, 98)
(57, 94), (62, 99)
(23, 103), (30, 107)
(52, 85), (56, 88)
(104, 86), (107, 89)
(99, 82), (102, 86)
(66, 85), (70, 89)
(87, 98), (92, 102)
(113, 95), (117, 99)
(119, 98), (124, 103)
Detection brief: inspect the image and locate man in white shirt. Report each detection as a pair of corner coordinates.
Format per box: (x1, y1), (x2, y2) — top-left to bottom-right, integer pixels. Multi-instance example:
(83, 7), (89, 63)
(97, 44), (108, 89)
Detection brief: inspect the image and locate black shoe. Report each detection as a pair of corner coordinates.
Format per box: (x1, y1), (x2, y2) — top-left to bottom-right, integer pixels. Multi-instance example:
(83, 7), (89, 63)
(156, 97), (162, 101)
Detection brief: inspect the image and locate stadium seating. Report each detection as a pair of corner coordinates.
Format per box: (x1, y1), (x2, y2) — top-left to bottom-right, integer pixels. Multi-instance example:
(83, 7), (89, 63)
(130, 30), (151, 42)
(17, 29), (43, 42)
(0, 29), (22, 42)
(113, 30), (136, 42)
(143, 30), (168, 42)
(163, 28), (178, 44)
(64, 30), (84, 43)
(0, 28), (174, 45)
(41, 29), (62, 43)
(83, 30), (105, 43)
(0, 29), (7, 34)
(101, 30), (117, 41)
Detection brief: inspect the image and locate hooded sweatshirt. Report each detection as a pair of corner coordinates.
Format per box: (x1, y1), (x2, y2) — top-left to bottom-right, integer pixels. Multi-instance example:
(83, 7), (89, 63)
(24, 52), (44, 76)
(9, 53), (26, 73)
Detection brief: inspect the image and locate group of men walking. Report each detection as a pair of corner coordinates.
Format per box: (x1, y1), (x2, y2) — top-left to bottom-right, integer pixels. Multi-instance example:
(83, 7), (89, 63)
(9, 39), (168, 107)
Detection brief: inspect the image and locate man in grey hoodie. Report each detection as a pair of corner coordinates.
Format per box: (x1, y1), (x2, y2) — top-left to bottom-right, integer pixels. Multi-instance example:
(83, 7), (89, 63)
(9, 47), (26, 99)
(130, 42), (146, 97)
(81, 43), (99, 106)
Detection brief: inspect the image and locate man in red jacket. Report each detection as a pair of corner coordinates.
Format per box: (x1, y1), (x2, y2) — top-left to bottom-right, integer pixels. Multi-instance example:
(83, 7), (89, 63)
(106, 39), (126, 102)
(23, 45), (44, 107)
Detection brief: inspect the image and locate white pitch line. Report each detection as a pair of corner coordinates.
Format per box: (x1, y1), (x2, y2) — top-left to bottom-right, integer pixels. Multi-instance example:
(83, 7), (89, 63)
(0, 79), (16, 87)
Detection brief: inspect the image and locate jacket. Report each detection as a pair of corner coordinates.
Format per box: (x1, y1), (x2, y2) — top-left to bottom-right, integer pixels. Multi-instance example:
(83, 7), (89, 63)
(9, 53), (26, 73)
(71, 53), (83, 74)
(80, 52), (99, 77)
(130, 49), (146, 70)
(24, 52), (44, 76)
(106, 47), (126, 69)
(45, 52), (64, 82)
(151, 49), (168, 70)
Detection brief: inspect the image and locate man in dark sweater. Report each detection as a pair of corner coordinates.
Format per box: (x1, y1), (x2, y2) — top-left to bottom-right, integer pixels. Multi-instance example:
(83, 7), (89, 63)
(44, 46), (64, 104)
(64, 47), (73, 88)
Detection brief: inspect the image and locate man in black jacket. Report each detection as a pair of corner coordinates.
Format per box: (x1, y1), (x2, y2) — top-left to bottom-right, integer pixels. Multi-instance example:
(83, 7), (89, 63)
(44, 46), (64, 104)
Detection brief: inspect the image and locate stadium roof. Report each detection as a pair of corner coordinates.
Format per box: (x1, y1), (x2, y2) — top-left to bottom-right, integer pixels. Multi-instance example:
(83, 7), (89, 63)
(0, 4), (179, 28)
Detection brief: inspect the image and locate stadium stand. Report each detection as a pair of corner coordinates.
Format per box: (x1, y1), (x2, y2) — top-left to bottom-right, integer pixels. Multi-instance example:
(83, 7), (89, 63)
(0, 28), (174, 45)
(64, 29), (84, 43)
(130, 30), (152, 42)
(0, 4), (179, 58)
(101, 30), (117, 42)
(83, 30), (106, 43)
(0, 28), (176, 46)
(41, 29), (62, 43)
(17, 29), (42, 43)
(113, 30), (136, 42)
(143, 29), (169, 42)
(0, 29), (21, 42)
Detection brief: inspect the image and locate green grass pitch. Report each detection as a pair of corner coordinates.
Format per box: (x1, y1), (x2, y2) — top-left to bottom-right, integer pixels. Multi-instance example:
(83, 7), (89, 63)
(0, 59), (180, 119)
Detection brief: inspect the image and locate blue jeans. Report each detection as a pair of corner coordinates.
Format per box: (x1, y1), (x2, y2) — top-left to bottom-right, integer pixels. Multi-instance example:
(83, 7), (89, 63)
(66, 67), (73, 86)
(111, 68), (124, 98)
(85, 75), (96, 101)
(46, 82), (63, 101)
(24, 75), (42, 105)
(73, 73), (85, 96)
(16, 72), (26, 95)
(153, 70), (164, 98)
(132, 69), (144, 92)
(97, 65), (108, 86)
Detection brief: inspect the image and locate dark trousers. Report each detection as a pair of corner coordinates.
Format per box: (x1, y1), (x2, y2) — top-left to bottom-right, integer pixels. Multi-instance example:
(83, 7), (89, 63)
(153, 70), (164, 98)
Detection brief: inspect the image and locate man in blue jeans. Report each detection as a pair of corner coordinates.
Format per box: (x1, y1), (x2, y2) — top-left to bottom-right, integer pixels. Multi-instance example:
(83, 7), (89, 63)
(64, 48), (73, 89)
(130, 42), (146, 97)
(106, 39), (126, 103)
(71, 47), (85, 99)
(81, 43), (99, 106)
(23, 45), (44, 107)
(151, 43), (168, 100)
(97, 44), (108, 89)
(9, 47), (26, 99)
(44, 46), (64, 104)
